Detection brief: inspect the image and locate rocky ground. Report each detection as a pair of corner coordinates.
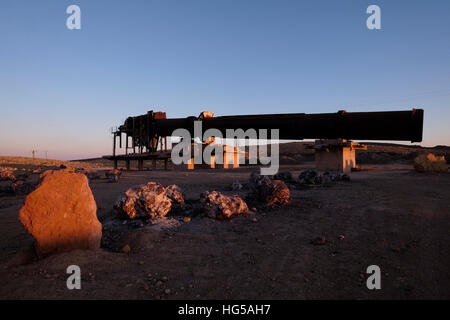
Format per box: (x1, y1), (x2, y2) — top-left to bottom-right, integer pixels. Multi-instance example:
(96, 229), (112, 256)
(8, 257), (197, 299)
(0, 159), (449, 299)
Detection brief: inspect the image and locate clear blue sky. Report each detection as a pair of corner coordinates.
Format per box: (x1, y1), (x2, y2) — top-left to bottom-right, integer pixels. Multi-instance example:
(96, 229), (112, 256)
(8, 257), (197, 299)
(1, 0), (449, 160)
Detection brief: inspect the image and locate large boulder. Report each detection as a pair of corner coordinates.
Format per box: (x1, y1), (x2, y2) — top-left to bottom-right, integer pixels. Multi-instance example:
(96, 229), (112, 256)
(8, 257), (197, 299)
(116, 182), (173, 219)
(18, 171), (102, 255)
(200, 191), (249, 219)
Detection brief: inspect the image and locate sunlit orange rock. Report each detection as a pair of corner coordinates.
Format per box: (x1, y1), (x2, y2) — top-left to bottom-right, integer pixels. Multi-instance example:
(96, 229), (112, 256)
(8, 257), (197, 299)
(19, 170), (102, 255)
(115, 182), (173, 219)
(200, 191), (249, 219)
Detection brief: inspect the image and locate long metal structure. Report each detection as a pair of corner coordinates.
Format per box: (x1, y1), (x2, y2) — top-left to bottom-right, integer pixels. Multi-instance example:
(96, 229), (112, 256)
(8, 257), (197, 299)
(112, 109), (424, 154)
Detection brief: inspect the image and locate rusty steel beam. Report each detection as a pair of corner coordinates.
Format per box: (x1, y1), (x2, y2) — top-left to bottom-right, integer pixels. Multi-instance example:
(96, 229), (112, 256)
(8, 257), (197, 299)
(117, 109), (424, 151)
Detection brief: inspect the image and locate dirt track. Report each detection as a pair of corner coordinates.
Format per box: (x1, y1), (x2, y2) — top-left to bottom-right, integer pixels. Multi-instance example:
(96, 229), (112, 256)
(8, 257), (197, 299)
(0, 164), (449, 299)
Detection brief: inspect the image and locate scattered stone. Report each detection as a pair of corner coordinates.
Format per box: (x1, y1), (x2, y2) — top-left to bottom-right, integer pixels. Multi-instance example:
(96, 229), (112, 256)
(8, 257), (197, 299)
(200, 191), (249, 219)
(18, 171), (102, 255)
(183, 217), (191, 223)
(323, 171), (351, 182)
(32, 168), (44, 174)
(299, 169), (350, 185)
(322, 171), (340, 183)
(11, 180), (35, 196)
(273, 171), (294, 183)
(0, 183), (12, 194)
(164, 289), (171, 295)
(76, 168), (101, 180)
(298, 169), (322, 185)
(338, 235), (345, 240)
(15, 172), (30, 181)
(413, 153), (448, 173)
(86, 170), (101, 180)
(115, 182), (172, 219)
(122, 244), (131, 254)
(252, 218), (258, 223)
(105, 169), (121, 183)
(0, 169), (15, 182)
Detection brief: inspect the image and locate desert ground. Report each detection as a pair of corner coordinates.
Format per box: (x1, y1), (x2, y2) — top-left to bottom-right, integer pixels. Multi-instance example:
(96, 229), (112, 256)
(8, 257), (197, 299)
(0, 143), (449, 299)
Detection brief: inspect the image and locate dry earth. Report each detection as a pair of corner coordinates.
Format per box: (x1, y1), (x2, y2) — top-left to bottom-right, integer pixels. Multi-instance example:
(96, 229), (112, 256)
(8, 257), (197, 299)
(0, 158), (449, 299)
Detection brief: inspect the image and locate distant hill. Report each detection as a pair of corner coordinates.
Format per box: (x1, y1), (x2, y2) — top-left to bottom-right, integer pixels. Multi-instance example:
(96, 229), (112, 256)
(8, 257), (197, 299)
(0, 156), (112, 173)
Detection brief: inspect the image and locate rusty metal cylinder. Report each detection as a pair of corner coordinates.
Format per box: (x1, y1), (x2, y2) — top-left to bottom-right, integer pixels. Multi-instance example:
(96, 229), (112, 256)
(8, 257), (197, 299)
(152, 109), (423, 142)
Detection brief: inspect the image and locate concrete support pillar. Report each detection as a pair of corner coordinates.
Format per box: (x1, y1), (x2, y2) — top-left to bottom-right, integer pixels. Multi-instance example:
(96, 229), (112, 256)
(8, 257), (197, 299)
(187, 158), (194, 170)
(223, 145), (239, 169)
(314, 139), (366, 173)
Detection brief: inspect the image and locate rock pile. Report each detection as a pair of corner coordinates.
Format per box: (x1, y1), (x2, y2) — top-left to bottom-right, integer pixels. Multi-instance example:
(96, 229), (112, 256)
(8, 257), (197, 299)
(200, 191), (249, 219)
(18, 170), (102, 255)
(298, 169), (350, 185)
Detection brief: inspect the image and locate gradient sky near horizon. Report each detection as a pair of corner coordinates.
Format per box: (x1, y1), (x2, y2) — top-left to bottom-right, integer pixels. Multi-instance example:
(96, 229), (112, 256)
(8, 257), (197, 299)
(1, 0), (450, 160)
